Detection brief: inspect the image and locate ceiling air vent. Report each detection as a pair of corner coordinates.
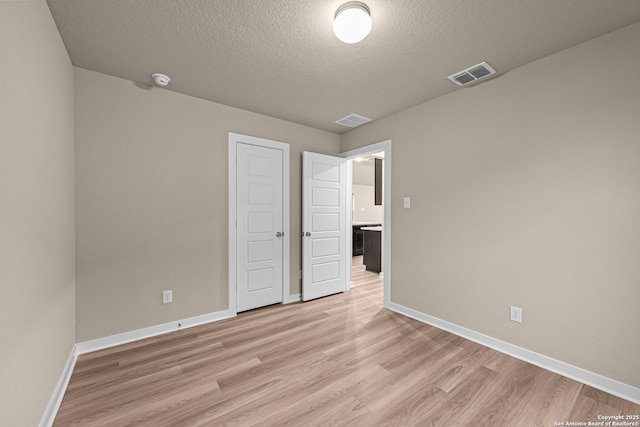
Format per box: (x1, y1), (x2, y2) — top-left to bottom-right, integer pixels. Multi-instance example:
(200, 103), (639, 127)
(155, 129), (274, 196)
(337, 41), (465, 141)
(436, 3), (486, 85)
(447, 62), (496, 87)
(335, 113), (372, 128)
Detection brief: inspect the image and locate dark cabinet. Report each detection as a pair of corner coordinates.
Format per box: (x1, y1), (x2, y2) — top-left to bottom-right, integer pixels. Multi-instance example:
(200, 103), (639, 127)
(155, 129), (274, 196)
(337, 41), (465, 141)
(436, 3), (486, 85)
(353, 227), (364, 256)
(352, 223), (380, 256)
(374, 158), (382, 206)
(363, 228), (381, 273)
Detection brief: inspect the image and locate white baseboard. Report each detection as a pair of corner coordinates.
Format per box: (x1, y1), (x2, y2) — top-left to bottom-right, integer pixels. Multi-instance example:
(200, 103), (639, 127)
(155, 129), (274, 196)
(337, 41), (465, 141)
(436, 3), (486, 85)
(283, 293), (301, 304)
(76, 309), (232, 355)
(348, 281), (355, 290)
(40, 344), (79, 427)
(387, 301), (640, 405)
(42, 310), (232, 425)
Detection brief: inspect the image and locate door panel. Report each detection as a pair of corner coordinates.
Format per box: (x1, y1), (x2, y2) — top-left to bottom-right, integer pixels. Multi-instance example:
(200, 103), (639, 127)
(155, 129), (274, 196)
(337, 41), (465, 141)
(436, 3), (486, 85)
(312, 237), (340, 257)
(312, 187), (340, 206)
(237, 143), (283, 312)
(302, 151), (347, 301)
(313, 212), (340, 232)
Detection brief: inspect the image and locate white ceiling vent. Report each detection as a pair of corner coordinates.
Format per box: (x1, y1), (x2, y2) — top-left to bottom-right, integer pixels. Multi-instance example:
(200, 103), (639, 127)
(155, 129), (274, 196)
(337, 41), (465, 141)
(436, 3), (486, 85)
(447, 62), (496, 87)
(335, 113), (372, 128)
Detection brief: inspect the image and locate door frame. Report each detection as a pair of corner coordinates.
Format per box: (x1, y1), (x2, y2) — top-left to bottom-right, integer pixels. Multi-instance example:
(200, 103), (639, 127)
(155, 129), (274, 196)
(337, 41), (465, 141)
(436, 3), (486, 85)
(228, 132), (290, 316)
(341, 139), (392, 308)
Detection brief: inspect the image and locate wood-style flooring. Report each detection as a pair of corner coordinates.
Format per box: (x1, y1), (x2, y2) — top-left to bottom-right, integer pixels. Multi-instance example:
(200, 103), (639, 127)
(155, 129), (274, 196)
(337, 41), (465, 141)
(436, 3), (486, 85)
(54, 256), (639, 426)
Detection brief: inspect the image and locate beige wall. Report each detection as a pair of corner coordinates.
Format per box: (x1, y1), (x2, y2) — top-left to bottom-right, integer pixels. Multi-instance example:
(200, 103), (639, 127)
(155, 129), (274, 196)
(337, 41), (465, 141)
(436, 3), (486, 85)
(342, 23), (640, 388)
(352, 158), (375, 185)
(352, 185), (383, 224)
(75, 68), (340, 341)
(4, 4), (639, 422)
(352, 160), (383, 223)
(0, 1), (76, 425)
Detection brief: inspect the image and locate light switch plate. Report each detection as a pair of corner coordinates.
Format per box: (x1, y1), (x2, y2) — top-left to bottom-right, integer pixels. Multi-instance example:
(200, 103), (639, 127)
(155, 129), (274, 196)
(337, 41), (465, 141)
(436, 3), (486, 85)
(403, 197), (411, 208)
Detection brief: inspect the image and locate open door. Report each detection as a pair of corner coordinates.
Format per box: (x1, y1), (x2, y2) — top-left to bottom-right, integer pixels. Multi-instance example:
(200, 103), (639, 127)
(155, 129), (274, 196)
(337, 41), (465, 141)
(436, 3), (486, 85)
(302, 151), (348, 301)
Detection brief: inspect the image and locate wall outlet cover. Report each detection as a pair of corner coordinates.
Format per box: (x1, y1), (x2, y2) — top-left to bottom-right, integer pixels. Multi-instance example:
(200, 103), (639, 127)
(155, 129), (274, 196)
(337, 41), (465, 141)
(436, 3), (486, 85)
(510, 305), (522, 323)
(163, 290), (173, 304)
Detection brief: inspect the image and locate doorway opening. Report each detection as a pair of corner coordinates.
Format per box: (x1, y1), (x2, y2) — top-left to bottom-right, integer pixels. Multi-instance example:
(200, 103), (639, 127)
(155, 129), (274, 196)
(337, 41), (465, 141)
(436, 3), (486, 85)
(349, 152), (384, 282)
(341, 140), (391, 308)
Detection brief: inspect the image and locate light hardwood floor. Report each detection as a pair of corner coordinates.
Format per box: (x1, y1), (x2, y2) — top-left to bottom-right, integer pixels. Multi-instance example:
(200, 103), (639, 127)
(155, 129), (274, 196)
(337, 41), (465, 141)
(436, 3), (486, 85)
(54, 256), (639, 426)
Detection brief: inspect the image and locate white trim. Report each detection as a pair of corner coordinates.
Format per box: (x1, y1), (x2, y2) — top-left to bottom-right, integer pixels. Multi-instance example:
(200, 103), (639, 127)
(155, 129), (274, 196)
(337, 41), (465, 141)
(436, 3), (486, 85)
(388, 301), (640, 405)
(228, 133), (290, 316)
(345, 159), (353, 292)
(76, 310), (232, 355)
(228, 135), (238, 315)
(42, 310), (232, 425)
(39, 345), (79, 427)
(283, 293), (301, 304)
(348, 280), (355, 289)
(341, 139), (392, 309)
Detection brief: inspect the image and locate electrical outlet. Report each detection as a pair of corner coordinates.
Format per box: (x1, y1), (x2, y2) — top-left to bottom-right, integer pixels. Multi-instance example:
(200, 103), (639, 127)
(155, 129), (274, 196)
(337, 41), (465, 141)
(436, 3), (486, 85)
(163, 290), (173, 304)
(510, 305), (522, 323)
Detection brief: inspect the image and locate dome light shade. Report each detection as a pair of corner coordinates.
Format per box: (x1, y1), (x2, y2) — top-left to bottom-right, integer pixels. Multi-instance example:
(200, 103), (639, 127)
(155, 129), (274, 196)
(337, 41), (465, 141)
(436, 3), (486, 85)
(333, 2), (372, 44)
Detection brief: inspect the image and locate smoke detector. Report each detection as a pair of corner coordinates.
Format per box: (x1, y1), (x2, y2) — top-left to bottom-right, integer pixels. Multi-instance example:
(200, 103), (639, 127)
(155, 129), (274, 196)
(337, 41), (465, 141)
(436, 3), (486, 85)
(447, 62), (496, 87)
(151, 73), (171, 86)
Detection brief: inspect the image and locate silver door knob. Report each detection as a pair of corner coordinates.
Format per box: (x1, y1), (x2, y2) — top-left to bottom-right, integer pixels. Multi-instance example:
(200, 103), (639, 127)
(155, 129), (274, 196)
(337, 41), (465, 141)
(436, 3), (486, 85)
(305, 232), (311, 237)
(276, 232), (283, 237)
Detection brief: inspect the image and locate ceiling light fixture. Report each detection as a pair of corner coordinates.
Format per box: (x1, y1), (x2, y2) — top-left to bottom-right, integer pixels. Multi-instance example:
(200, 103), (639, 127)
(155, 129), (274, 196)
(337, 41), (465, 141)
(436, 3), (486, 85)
(333, 2), (372, 44)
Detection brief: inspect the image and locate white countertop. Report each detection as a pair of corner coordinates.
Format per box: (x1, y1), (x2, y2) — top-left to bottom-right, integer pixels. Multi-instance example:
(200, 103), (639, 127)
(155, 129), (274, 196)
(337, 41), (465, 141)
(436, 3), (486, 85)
(352, 221), (381, 226)
(361, 226), (382, 232)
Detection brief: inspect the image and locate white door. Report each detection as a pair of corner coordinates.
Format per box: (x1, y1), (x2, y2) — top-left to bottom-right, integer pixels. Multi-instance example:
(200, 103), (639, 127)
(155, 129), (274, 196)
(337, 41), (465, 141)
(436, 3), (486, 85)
(302, 152), (348, 301)
(236, 142), (284, 312)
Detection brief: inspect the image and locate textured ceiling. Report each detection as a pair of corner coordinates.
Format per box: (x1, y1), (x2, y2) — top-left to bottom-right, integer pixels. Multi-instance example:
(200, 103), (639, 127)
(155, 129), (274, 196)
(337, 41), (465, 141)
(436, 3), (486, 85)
(46, 0), (640, 134)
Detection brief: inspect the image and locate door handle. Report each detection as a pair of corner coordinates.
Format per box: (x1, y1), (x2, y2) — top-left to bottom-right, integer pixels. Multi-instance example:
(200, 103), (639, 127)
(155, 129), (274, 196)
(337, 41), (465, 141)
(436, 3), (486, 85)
(276, 231), (283, 237)
(305, 232), (311, 237)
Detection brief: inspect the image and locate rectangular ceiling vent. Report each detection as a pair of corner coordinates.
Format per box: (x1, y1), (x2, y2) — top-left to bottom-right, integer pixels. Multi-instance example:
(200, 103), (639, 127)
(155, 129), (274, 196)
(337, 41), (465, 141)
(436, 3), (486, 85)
(335, 113), (372, 128)
(447, 62), (496, 87)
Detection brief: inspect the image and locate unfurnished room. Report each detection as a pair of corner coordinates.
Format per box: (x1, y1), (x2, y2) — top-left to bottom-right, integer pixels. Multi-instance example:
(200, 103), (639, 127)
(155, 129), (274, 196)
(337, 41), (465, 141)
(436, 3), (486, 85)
(1, 1), (640, 425)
